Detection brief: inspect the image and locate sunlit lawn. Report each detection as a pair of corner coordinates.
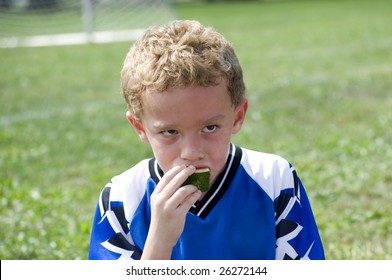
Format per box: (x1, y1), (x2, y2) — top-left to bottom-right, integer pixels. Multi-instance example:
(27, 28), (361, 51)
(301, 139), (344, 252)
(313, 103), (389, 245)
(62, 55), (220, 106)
(1, 0), (391, 259)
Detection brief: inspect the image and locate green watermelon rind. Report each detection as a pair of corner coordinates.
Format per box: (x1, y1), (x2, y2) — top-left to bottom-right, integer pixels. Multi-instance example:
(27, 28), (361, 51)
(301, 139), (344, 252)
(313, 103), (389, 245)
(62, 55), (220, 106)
(182, 168), (210, 192)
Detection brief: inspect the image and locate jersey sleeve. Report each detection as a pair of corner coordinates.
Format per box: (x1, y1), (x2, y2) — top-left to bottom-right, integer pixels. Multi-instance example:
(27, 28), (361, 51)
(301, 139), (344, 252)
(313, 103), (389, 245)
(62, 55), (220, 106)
(88, 184), (142, 260)
(274, 163), (325, 260)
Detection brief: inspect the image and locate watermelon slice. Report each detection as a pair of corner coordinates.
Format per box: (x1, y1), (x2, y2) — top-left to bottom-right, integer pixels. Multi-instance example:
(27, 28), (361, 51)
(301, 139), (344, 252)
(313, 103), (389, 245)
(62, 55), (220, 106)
(182, 168), (210, 192)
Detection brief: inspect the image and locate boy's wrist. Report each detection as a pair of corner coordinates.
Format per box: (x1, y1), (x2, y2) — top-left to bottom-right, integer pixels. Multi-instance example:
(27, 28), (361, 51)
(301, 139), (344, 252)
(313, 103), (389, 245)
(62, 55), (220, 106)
(141, 237), (174, 260)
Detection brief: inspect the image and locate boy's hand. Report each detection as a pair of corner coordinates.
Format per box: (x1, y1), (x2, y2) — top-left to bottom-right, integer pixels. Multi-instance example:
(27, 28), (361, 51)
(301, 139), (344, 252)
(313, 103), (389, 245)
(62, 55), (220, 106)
(141, 165), (201, 260)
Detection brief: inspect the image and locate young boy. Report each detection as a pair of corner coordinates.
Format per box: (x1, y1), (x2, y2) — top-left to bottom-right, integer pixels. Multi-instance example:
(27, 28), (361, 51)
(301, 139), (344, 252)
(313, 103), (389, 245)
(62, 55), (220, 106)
(88, 20), (325, 260)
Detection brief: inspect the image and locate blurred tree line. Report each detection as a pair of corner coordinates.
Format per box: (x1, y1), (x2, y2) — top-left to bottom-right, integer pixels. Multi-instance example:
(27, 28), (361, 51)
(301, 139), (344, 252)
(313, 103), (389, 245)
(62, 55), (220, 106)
(0, 0), (58, 9)
(28, 0), (58, 9)
(0, 0), (259, 10)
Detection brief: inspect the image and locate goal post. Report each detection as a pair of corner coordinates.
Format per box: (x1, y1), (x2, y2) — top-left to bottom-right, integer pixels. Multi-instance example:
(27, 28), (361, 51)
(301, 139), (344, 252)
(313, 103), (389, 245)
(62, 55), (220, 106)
(0, 0), (176, 48)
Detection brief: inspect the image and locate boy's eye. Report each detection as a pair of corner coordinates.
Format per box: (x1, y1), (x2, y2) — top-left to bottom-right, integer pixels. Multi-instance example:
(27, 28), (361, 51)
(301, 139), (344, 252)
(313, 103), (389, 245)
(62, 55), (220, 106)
(202, 125), (218, 133)
(161, 130), (177, 136)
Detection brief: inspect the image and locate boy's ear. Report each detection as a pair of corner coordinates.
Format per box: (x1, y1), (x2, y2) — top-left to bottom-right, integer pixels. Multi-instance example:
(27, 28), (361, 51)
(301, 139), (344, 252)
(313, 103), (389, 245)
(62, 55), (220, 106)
(232, 98), (248, 135)
(126, 111), (149, 143)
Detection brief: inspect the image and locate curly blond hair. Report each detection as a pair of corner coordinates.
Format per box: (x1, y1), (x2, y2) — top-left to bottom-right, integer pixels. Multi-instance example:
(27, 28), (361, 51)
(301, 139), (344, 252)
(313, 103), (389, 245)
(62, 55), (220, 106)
(121, 20), (245, 121)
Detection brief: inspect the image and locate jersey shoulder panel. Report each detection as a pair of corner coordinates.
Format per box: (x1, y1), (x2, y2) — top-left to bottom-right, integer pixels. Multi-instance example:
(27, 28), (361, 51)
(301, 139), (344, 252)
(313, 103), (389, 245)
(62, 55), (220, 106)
(89, 159), (151, 260)
(240, 148), (294, 201)
(104, 158), (151, 223)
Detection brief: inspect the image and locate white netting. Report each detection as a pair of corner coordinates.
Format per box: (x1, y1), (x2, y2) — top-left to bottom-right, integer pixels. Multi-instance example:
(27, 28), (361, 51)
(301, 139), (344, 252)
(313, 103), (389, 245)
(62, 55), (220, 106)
(0, 0), (176, 47)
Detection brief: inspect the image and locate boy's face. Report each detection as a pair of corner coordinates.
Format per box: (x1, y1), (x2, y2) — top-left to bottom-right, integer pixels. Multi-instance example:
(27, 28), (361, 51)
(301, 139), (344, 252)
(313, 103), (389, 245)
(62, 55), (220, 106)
(128, 80), (248, 187)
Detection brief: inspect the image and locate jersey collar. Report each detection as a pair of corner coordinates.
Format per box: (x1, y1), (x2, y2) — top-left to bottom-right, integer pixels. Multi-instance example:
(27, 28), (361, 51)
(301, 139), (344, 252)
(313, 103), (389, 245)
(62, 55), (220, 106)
(149, 143), (243, 219)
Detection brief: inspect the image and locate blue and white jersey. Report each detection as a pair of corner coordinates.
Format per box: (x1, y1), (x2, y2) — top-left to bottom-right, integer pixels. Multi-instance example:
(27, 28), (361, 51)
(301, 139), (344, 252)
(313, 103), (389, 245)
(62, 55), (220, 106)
(88, 144), (325, 260)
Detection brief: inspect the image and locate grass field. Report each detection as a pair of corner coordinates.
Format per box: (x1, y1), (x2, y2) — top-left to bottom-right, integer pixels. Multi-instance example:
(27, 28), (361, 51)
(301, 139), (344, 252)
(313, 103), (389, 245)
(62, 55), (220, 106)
(0, 0), (175, 37)
(1, 0), (391, 259)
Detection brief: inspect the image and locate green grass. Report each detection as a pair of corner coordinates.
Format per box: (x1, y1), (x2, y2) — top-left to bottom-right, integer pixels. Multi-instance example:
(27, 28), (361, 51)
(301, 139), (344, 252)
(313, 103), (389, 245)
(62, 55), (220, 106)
(1, 0), (391, 259)
(0, 1), (175, 37)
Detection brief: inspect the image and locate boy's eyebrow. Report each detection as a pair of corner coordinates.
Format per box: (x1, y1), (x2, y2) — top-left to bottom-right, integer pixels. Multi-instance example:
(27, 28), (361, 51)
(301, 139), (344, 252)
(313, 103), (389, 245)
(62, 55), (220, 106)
(152, 121), (173, 130)
(152, 114), (226, 130)
(203, 114), (226, 123)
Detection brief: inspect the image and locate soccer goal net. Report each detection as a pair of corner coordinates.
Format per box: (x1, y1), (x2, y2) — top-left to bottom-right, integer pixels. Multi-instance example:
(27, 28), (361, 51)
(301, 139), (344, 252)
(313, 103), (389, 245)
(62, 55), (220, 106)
(0, 0), (176, 48)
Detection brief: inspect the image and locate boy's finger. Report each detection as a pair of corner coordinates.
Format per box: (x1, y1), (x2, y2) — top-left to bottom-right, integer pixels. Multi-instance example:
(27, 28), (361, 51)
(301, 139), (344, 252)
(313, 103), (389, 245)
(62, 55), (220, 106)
(167, 184), (199, 210)
(161, 166), (196, 199)
(177, 188), (202, 214)
(155, 165), (195, 196)
(154, 165), (184, 193)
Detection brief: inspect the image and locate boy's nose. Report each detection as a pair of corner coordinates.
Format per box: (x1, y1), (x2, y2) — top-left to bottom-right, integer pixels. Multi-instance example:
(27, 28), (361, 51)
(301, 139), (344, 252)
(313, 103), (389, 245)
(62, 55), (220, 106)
(180, 136), (204, 163)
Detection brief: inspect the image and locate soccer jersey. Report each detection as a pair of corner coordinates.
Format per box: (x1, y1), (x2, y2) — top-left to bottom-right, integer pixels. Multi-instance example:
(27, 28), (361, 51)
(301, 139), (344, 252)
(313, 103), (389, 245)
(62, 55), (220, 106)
(88, 144), (325, 260)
